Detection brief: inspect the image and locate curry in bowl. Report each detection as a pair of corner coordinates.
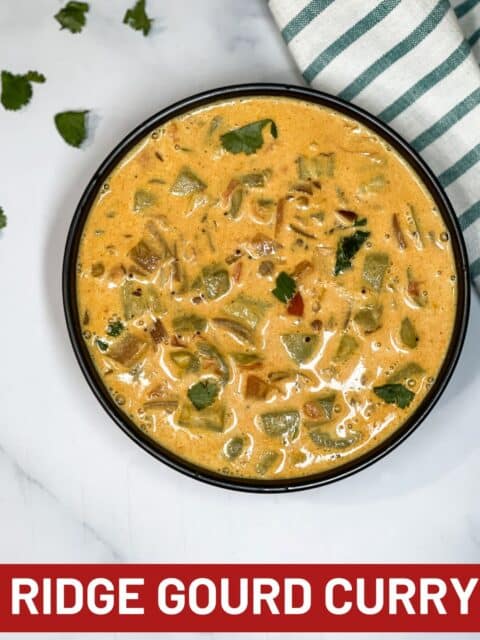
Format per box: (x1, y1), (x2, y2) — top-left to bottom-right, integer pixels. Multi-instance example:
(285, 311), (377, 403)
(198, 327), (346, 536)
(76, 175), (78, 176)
(76, 95), (457, 481)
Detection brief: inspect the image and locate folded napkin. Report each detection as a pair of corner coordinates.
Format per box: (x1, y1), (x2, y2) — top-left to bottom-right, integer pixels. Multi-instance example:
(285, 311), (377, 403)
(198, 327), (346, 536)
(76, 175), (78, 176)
(269, 0), (480, 291)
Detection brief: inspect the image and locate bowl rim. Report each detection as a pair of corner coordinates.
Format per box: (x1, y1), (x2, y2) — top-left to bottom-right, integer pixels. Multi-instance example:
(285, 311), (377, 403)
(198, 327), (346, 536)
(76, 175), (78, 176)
(63, 82), (470, 493)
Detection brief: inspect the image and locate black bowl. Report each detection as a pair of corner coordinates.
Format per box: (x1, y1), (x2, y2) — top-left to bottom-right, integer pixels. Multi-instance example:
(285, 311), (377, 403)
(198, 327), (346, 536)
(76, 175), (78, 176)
(63, 83), (470, 493)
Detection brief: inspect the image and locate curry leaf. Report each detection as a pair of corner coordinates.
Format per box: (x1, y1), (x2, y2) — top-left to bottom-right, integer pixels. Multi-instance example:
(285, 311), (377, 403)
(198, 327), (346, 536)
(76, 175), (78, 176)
(187, 378), (220, 410)
(221, 119), (278, 155)
(123, 0), (153, 36)
(272, 271), (296, 303)
(1, 70), (46, 111)
(373, 383), (414, 409)
(0, 206), (6, 230)
(54, 110), (89, 148)
(54, 1), (89, 33)
(334, 230), (370, 275)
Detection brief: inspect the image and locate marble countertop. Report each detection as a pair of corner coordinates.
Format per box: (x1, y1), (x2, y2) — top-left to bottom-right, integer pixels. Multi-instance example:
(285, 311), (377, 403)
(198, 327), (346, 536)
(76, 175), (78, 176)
(1, 1), (479, 638)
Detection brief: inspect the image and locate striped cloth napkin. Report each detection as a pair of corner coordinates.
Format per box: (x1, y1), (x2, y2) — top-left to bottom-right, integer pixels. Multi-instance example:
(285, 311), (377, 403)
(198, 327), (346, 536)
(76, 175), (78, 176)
(268, 0), (480, 291)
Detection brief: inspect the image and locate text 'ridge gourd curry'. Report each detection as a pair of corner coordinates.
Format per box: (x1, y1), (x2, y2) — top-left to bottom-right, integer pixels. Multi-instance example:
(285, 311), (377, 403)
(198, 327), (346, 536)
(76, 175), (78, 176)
(77, 96), (457, 479)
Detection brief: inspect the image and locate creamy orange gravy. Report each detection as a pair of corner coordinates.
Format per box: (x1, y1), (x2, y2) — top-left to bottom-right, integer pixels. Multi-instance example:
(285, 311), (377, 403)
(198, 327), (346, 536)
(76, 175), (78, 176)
(77, 96), (457, 479)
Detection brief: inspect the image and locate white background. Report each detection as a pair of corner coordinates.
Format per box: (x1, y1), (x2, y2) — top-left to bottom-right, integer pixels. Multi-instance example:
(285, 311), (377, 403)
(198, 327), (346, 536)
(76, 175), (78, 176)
(1, 1), (479, 638)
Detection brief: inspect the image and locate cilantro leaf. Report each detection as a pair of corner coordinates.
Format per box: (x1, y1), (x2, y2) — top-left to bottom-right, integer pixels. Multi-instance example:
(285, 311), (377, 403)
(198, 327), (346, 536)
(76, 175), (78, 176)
(272, 271), (296, 303)
(106, 320), (124, 337)
(95, 338), (109, 352)
(221, 119), (278, 155)
(187, 378), (220, 410)
(123, 0), (153, 36)
(54, 110), (89, 148)
(0, 206), (7, 230)
(1, 70), (46, 111)
(373, 383), (414, 409)
(54, 2), (89, 34)
(334, 230), (370, 275)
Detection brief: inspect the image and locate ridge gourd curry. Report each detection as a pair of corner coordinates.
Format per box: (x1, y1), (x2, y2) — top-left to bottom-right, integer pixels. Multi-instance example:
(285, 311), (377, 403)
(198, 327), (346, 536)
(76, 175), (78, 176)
(77, 96), (457, 480)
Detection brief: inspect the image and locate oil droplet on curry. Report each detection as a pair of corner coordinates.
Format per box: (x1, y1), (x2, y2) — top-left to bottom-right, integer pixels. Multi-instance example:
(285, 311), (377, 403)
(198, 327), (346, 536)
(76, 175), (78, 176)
(77, 97), (456, 480)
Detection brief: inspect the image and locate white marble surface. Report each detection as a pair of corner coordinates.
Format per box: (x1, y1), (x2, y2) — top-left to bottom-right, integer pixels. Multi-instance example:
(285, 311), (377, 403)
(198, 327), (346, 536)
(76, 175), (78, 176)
(1, 1), (479, 638)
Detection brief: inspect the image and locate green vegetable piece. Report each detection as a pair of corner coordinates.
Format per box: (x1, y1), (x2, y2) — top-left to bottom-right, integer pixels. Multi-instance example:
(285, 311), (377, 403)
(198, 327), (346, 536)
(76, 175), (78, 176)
(54, 1), (89, 33)
(227, 186), (243, 218)
(197, 340), (231, 384)
(240, 172), (267, 187)
(407, 267), (426, 307)
(169, 350), (199, 372)
(363, 252), (389, 291)
(178, 403), (226, 432)
(207, 116), (222, 137)
(304, 393), (336, 423)
(296, 153), (335, 179)
(91, 262), (105, 277)
(133, 189), (156, 212)
(95, 338), (109, 352)
(107, 332), (148, 366)
(1, 70), (46, 111)
(187, 378), (220, 410)
(334, 230), (370, 275)
(172, 314), (206, 334)
(54, 111), (88, 148)
(406, 203), (424, 249)
(123, 0), (153, 36)
(128, 239), (161, 272)
(359, 175), (386, 194)
(281, 334), (319, 364)
(400, 317), (419, 349)
(354, 305), (382, 333)
(388, 362), (425, 384)
(171, 167), (206, 196)
(334, 334), (358, 362)
(231, 352), (263, 367)
(272, 271), (296, 303)
(256, 450), (279, 475)
(106, 320), (124, 337)
(121, 281), (163, 320)
(221, 119), (278, 155)
(224, 437), (244, 460)
(373, 383), (415, 409)
(309, 430), (355, 449)
(225, 294), (269, 329)
(201, 264), (230, 300)
(260, 410), (300, 437)
(213, 318), (254, 344)
(0, 206), (6, 230)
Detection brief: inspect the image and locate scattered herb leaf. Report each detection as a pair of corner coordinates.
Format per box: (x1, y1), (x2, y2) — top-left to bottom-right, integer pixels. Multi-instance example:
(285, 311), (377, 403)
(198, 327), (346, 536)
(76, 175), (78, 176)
(0, 206), (6, 230)
(54, 110), (89, 148)
(373, 383), (414, 409)
(123, 0), (153, 36)
(225, 437), (244, 460)
(54, 1), (89, 33)
(106, 320), (124, 337)
(221, 119), (278, 155)
(187, 378), (220, 410)
(1, 70), (46, 111)
(334, 230), (370, 275)
(272, 271), (296, 303)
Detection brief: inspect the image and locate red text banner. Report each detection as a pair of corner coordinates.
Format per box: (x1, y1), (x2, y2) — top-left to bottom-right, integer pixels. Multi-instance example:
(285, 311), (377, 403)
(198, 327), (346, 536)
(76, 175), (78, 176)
(0, 564), (479, 633)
